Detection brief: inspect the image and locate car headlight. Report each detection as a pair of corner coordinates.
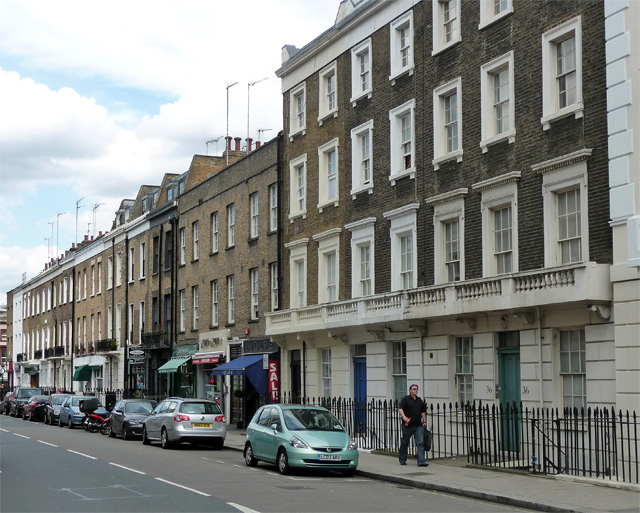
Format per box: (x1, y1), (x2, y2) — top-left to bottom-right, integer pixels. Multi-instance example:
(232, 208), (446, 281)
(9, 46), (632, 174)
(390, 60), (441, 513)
(289, 435), (309, 449)
(128, 420), (140, 426)
(348, 439), (358, 451)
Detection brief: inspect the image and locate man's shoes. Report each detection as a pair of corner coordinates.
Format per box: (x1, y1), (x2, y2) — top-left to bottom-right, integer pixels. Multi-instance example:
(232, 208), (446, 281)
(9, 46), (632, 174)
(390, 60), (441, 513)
(418, 463), (429, 467)
(399, 461), (407, 465)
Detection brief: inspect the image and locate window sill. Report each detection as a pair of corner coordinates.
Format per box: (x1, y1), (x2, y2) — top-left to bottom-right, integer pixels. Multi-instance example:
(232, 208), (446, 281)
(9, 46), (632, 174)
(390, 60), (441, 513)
(389, 66), (414, 86)
(248, 318), (259, 324)
(190, 328), (199, 333)
(190, 259), (199, 264)
(478, 9), (513, 30)
(350, 90), (372, 107)
(317, 200), (339, 213)
(432, 39), (461, 57)
(389, 167), (416, 186)
(288, 212), (307, 223)
(225, 322), (236, 328)
(541, 103), (584, 131)
(480, 129), (516, 153)
(318, 110), (338, 125)
(210, 251), (219, 256)
(139, 277), (145, 282)
(248, 236), (258, 244)
(288, 128), (306, 142)
(351, 183), (373, 199)
(226, 245), (235, 251)
(163, 268), (172, 273)
(432, 150), (463, 170)
(179, 263), (186, 268)
(267, 229), (278, 237)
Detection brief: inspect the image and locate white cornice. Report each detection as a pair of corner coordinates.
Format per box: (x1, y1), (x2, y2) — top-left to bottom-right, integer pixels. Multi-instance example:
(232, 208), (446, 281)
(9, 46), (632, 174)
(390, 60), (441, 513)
(425, 188), (469, 207)
(472, 171), (521, 192)
(531, 149), (592, 174)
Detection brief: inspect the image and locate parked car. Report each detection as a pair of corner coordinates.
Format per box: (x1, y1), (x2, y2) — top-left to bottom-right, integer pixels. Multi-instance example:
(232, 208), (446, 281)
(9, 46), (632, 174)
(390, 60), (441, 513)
(59, 396), (107, 428)
(244, 404), (359, 476)
(109, 399), (157, 440)
(1, 392), (12, 415)
(9, 387), (43, 417)
(142, 398), (226, 449)
(23, 395), (49, 421)
(44, 394), (70, 425)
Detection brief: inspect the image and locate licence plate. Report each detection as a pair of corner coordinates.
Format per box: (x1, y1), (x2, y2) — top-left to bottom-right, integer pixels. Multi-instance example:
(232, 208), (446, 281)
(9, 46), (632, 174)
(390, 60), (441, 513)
(318, 454), (341, 461)
(192, 423), (211, 428)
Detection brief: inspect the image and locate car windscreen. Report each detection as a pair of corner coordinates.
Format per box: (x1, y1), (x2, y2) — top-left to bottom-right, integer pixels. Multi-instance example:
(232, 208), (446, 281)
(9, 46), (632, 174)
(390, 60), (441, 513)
(52, 396), (68, 405)
(179, 402), (222, 415)
(17, 389), (41, 399)
(125, 402), (154, 414)
(282, 408), (345, 432)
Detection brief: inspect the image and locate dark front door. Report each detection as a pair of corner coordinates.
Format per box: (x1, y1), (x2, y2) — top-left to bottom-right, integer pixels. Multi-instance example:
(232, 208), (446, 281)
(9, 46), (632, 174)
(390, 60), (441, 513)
(353, 357), (366, 434)
(498, 332), (521, 453)
(290, 350), (301, 403)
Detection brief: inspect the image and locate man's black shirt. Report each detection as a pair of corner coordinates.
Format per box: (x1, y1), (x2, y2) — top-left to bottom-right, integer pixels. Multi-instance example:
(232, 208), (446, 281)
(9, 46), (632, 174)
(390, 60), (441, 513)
(399, 395), (426, 427)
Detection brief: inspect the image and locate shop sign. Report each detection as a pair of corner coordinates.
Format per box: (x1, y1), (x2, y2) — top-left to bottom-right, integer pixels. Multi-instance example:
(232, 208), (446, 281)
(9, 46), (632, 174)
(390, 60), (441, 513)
(127, 346), (146, 364)
(173, 343), (199, 358)
(192, 354), (222, 365)
(269, 360), (279, 402)
(243, 338), (278, 355)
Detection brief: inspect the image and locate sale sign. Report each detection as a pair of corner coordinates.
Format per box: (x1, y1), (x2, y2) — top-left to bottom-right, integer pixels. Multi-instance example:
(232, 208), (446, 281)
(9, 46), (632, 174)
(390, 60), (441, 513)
(269, 360), (279, 402)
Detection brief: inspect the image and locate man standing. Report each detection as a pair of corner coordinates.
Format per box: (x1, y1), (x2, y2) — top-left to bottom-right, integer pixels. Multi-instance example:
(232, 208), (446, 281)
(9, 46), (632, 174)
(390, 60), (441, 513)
(398, 384), (428, 467)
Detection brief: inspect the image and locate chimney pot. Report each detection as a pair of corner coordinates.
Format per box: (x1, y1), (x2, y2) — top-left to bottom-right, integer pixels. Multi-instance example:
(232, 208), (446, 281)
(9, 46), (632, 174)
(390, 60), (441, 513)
(234, 137), (242, 151)
(225, 136), (232, 151)
(71, 243), (76, 249)
(98, 231), (102, 237)
(84, 235), (88, 241)
(256, 141), (262, 149)
(246, 138), (253, 152)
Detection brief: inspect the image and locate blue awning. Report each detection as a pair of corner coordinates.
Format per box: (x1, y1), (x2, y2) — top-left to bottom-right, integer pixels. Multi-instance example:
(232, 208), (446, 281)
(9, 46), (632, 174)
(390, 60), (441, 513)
(211, 354), (266, 397)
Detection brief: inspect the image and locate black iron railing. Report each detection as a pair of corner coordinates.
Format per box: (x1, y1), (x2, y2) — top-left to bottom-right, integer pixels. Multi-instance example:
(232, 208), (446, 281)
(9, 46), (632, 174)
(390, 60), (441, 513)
(96, 338), (117, 352)
(279, 394), (638, 484)
(141, 331), (169, 349)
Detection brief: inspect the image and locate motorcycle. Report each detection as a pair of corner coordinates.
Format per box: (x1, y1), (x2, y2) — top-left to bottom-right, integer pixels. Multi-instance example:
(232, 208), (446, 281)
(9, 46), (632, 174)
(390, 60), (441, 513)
(83, 411), (110, 433)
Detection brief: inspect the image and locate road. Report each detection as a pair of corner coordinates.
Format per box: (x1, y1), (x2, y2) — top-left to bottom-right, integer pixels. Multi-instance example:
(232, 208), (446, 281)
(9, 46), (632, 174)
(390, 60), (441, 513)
(1, 414), (536, 513)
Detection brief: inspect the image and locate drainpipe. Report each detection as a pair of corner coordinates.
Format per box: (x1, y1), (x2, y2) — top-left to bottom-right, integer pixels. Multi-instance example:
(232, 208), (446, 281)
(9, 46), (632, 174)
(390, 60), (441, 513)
(537, 307), (543, 409)
(302, 340), (307, 400)
(71, 268), (75, 394)
(124, 236), (129, 395)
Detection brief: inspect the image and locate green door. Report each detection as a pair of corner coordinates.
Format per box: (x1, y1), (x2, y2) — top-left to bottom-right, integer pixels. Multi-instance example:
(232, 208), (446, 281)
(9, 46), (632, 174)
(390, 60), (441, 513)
(498, 348), (521, 452)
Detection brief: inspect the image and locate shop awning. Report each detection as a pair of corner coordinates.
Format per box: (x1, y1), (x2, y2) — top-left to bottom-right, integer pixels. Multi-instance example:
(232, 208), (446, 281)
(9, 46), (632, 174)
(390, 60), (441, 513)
(211, 354), (266, 397)
(158, 356), (191, 374)
(192, 352), (224, 365)
(73, 364), (91, 381)
(25, 367), (39, 375)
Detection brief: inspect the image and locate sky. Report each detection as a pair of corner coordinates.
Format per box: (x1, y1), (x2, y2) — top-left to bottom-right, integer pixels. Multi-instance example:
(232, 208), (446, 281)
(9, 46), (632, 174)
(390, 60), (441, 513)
(0, 0), (339, 306)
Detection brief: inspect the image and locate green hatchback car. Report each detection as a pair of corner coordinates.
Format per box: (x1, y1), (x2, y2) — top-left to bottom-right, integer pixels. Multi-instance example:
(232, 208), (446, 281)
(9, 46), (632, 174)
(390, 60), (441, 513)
(244, 404), (359, 476)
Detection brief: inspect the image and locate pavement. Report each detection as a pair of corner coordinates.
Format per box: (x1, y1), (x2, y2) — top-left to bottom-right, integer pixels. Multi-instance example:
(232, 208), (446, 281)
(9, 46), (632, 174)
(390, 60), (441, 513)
(223, 427), (640, 513)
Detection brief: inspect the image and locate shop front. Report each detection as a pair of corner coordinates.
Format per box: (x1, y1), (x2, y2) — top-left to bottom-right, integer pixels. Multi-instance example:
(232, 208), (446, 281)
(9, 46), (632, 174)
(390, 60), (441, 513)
(157, 344), (198, 398)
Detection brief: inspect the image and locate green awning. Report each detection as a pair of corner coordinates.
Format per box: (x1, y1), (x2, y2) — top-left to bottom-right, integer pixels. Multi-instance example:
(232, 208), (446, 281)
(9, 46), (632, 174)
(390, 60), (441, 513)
(89, 365), (102, 370)
(73, 364), (91, 381)
(25, 367), (39, 375)
(158, 356), (191, 374)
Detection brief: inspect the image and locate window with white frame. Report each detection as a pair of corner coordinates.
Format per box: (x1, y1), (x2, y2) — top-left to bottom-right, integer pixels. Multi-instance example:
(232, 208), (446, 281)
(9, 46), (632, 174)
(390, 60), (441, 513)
(288, 154), (307, 220)
(390, 11), (414, 82)
(128, 247), (135, 283)
(351, 120), (374, 197)
(392, 341), (407, 402)
(350, 38), (372, 104)
(227, 275), (235, 324)
(77, 273), (81, 302)
(269, 184), (278, 232)
(346, 217), (376, 298)
(193, 221), (200, 261)
(427, 190), (467, 284)
(91, 314), (95, 343)
(97, 262), (102, 293)
(128, 304), (134, 343)
(479, 0), (513, 29)
(192, 286), (199, 330)
(107, 257), (113, 289)
(559, 328), (586, 411)
(286, 238), (308, 308)
(250, 268), (259, 320)
(115, 304), (122, 344)
(433, 0), (461, 55)
(250, 193), (259, 239)
(179, 227), (186, 265)
(480, 52), (515, 152)
(313, 229), (341, 303)
(389, 99), (416, 183)
(289, 82), (306, 138)
(270, 262), (278, 311)
(318, 61), (338, 123)
(433, 78), (463, 169)
(321, 348), (332, 398)
(139, 301), (145, 338)
(179, 289), (185, 332)
(384, 204), (418, 291)
(227, 204), (235, 248)
(211, 280), (219, 327)
(83, 270), (87, 299)
(211, 212), (219, 253)
(536, 150), (590, 267)
(455, 336), (473, 404)
(318, 139), (339, 209)
(541, 17), (583, 130)
(140, 242), (146, 279)
(116, 253), (122, 287)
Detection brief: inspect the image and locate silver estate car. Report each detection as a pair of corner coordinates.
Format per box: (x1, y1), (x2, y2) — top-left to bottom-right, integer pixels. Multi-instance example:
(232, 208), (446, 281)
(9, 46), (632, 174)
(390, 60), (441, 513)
(142, 398), (226, 449)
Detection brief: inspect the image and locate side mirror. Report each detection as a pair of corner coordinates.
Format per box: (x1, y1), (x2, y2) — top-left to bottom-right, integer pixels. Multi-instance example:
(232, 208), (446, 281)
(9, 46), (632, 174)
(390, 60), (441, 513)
(270, 423), (279, 433)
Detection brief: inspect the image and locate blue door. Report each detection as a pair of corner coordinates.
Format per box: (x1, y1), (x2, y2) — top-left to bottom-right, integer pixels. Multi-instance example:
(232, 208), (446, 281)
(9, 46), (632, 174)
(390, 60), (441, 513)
(498, 348), (521, 452)
(353, 357), (366, 434)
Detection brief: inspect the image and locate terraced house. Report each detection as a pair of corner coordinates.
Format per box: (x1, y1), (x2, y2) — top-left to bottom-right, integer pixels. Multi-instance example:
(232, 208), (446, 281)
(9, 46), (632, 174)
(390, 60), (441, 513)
(267, 0), (639, 415)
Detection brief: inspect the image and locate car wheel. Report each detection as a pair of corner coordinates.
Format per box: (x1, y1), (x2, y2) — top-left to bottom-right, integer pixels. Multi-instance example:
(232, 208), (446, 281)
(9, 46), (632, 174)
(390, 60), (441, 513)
(142, 427), (151, 445)
(68, 418), (74, 429)
(122, 426), (129, 441)
(244, 443), (258, 467)
(277, 448), (290, 475)
(160, 428), (172, 449)
(211, 438), (224, 450)
(59, 417), (65, 427)
(108, 424), (116, 438)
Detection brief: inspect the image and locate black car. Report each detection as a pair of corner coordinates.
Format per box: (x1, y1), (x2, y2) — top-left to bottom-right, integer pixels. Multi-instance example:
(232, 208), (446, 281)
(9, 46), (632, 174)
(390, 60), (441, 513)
(109, 399), (157, 440)
(44, 394), (70, 425)
(23, 395), (49, 421)
(10, 387), (43, 417)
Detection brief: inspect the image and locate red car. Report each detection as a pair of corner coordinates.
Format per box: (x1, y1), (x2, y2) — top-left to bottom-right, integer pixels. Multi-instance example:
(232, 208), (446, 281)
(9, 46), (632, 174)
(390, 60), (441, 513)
(23, 395), (49, 422)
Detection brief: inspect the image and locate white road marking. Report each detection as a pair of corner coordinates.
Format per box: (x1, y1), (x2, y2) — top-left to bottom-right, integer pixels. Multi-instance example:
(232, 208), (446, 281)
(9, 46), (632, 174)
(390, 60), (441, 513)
(216, 460), (225, 464)
(13, 433), (30, 439)
(233, 464), (243, 468)
(37, 440), (58, 447)
(0, 428), (9, 433)
(109, 462), (146, 475)
(227, 502), (261, 513)
(67, 449), (97, 460)
(155, 478), (211, 497)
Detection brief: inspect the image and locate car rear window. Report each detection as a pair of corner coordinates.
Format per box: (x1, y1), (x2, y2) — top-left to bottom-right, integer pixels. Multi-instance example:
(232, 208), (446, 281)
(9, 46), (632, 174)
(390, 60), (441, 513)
(52, 396), (68, 405)
(17, 389), (42, 399)
(125, 402), (154, 414)
(179, 402), (222, 415)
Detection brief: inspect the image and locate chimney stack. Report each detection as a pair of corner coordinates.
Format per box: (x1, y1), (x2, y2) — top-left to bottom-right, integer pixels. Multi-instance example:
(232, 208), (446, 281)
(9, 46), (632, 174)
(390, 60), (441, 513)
(234, 137), (242, 151)
(71, 243), (76, 249)
(256, 141), (262, 149)
(225, 136), (232, 151)
(246, 138), (253, 152)
(84, 235), (88, 241)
